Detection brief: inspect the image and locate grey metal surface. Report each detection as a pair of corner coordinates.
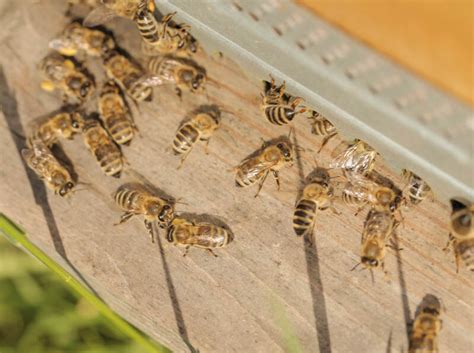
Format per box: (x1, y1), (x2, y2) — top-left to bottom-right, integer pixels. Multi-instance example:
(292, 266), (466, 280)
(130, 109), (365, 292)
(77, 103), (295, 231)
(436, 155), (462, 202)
(156, 0), (473, 203)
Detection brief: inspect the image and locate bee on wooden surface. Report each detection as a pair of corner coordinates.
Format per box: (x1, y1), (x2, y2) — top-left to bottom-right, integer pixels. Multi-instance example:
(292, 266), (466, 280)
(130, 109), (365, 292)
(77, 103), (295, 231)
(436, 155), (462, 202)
(82, 119), (123, 177)
(307, 110), (337, 152)
(39, 53), (95, 104)
(21, 141), (75, 197)
(136, 8), (196, 57)
(83, 0), (155, 27)
(293, 167), (338, 242)
(114, 183), (175, 242)
(260, 75), (305, 125)
(167, 217), (233, 257)
(145, 55), (206, 97)
(98, 80), (137, 145)
(28, 106), (84, 147)
(444, 198), (474, 272)
(172, 106), (220, 168)
(234, 132), (294, 197)
(402, 169), (432, 205)
(409, 295), (443, 353)
(49, 21), (115, 58)
(103, 50), (152, 102)
(330, 139), (377, 176)
(353, 208), (399, 277)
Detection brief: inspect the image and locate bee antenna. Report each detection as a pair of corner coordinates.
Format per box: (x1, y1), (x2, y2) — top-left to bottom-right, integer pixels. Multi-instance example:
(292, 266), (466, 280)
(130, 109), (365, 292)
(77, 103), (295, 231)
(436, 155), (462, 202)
(350, 262), (361, 271)
(287, 127), (294, 140)
(370, 269), (375, 284)
(206, 77), (220, 88)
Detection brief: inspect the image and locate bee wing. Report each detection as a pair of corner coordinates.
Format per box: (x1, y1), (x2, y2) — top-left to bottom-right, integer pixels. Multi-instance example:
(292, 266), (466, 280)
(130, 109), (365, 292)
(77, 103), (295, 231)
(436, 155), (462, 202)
(21, 148), (34, 163)
(140, 75), (173, 87)
(48, 38), (76, 56)
(329, 141), (357, 169)
(83, 5), (117, 27)
(238, 156), (277, 180)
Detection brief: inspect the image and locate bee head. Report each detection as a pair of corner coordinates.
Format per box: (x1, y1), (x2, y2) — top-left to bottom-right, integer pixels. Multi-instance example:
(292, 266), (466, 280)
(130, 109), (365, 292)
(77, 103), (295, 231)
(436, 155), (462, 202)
(361, 256), (379, 269)
(166, 224), (175, 243)
(450, 198), (472, 236)
(375, 188), (395, 208)
(80, 80), (93, 98)
(158, 204), (174, 226)
(59, 181), (74, 197)
(70, 112), (84, 131)
(276, 142), (293, 162)
(191, 73), (205, 91)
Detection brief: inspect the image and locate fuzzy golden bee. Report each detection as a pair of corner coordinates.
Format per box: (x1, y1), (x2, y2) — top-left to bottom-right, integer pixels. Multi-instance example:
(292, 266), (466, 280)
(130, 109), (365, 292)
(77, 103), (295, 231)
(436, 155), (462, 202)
(98, 80), (137, 145)
(172, 106), (220, 168)
(167, 217), (233, 256)
(402, 169), (432, 205)
(39, 53), (95, 104)
(28, 107), (84, 147)
(49, 21), (115, 58)
(444, 198), (474, 272)
(260, 75), (305, 125)
(307, 110), (337, 152)
(234, 134), (294, 197)
(82, 119), (123, 177)
(293, 167), (338, 242)
(409, 295), (444, 353)
(145, 55), (206, 97)
(330, 139), (377, 176)
(114, 183), (175, 242)
(83, 0), (155, 27)
(103, 50), (152, 102)
(22, 141), (75, 197)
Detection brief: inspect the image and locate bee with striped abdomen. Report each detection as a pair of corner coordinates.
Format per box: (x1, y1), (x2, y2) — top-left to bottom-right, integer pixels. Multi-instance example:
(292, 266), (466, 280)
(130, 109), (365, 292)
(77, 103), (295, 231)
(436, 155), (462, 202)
(22, 141), (75, 197)
(402, 169), (432, 205)
(145, 55), (206, 98)
(167, 216), (233, 257)
(98, 80), (137, 145)
(103, 50), (152, 102)
(28, 106), (84, 147)
(293, 167), (338, 243)
(83, 0), (155, 27)
(409, 295), (444, 353)
(172, 106), (220, 168)
(49, 21), (115, 58)
(330, 139), (377, 176)
(82, 119), (123, 177)
(307, 110), (337, 152)
(234, 132), (294, 197)
(444, 198), (474, 272)
(260, 75), (305, 125)
(39, 53), (95, 104)
(114, 183), (175, 243)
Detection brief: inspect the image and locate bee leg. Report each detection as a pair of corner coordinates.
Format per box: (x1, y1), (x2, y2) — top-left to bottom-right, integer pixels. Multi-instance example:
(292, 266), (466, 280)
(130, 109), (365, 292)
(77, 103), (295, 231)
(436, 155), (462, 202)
(183, 246), (190, 257)
(203, 139), (211, 154)
(442, 235), (454, 253)
(272, 170), (281, 190)
(114, 212), (135, 226)
(207, 249), (218, 257)
(330, 204), (341, 215)
(318, 132), (337, 153)
(454, 246), (461, 273)
(177, 151), (191, 170)
(175, 87), (182, 100)
(354, 202), (367, 216)
(144, 220), (155, 243)
(254, 171), (269, 198)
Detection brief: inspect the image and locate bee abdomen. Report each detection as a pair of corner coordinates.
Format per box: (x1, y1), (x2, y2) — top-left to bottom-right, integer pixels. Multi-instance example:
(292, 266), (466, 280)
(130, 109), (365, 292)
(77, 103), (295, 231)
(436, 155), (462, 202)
(312, 120), (336, 136)
(115, 188), (141, 210)
(96, 145), (123, 177)
(264, 105), (294, 125)
(293, 199), (317, 236)
(235, 166), (263, 188)
(342, 190), (364, 206)
(173, 124), (199, 154)
(105, 117), (134, 145)
(457, 239), (474, 271)
(128, 81), (152, 102)
(408, 183), (430, 204)
(136, 11), (160, 44)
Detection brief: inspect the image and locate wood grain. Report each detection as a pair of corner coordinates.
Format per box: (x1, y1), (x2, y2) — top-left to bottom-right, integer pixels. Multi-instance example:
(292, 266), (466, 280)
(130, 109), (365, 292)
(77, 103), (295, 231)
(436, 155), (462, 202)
(0, 1), (472, 353)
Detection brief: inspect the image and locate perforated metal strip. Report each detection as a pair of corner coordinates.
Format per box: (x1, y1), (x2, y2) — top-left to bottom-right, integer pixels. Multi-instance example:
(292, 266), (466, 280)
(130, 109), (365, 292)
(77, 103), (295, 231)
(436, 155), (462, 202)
(156, 0), (474, 202)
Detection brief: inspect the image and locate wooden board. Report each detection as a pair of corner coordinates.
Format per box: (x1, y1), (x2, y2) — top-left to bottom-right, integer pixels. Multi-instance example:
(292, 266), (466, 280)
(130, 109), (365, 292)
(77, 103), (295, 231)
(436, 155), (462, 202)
(0, 1), (472, 352)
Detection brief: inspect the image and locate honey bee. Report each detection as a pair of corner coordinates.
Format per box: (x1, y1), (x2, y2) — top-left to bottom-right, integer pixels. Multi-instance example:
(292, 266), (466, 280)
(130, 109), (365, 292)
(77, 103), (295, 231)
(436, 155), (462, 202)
(82, 119), (123, 177)
(330, 139), (377, 176)
(353, 208), (398, 277)
(409, 295), (444, 353)
(342, 172), (401, 215)
(145, 55), (206, 97)
(28, 106), (84, 147)
(21, 141), (75, 197)
(167, 217), (233, 256)
(49, 21), (115, 58)
(307, 110), (337, 152)
(103, 50), (152, 102)
(234, 132), (294, 197)
(136, 8), (196, 57)
(402, 169), (433, 205)
(83, 0), (155, 27)
(172, 106), (220, 168)
(98, 80), (137, 145)
(114, 183), (175, 242)
(444, 198), (474, 272)
(39, 53), (95, 104)
(260, 75), (305, 125)
(293, 167), (338, 242)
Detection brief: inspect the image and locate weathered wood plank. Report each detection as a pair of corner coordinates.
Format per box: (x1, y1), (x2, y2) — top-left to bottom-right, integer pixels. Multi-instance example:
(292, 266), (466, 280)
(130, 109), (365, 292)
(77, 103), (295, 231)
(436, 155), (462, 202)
(0, 1), (472, 353)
